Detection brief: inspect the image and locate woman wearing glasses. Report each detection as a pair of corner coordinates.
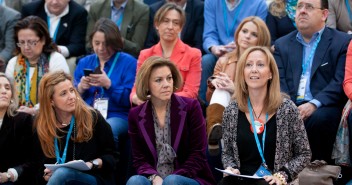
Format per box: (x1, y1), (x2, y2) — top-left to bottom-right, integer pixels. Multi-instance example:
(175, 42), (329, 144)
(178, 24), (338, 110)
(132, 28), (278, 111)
(5, 16), (69, 116)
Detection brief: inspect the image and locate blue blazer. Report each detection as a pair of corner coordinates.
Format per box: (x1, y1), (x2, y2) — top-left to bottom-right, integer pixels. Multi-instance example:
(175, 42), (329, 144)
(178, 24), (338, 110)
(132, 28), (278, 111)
(128, 94), (215, 185)
(274, 27), (351, 107)
(21, 0), (87, 57)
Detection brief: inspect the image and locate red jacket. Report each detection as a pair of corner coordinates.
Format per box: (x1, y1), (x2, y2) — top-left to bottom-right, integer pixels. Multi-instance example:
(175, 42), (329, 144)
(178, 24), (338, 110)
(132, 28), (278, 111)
(130, 39), (201, 101)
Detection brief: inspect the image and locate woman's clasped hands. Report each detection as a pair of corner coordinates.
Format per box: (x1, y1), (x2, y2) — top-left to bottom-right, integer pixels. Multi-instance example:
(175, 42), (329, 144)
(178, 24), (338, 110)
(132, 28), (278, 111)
(210, 72), (235, 94)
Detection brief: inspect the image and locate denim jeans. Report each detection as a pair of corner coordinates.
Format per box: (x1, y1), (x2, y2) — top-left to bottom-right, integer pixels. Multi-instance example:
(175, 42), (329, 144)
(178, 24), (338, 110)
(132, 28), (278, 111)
(347, 179), (352, 185)
(126, 174), (200, 185)
(47, 167), (97, 185)
(106, 117), (128, 151)
(199, 54), (217, 104)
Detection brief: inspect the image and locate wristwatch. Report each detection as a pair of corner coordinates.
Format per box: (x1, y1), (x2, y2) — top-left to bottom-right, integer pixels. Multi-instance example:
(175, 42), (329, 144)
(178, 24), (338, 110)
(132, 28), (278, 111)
(6, 173), (11, 182)
(90, 159), (99, 170)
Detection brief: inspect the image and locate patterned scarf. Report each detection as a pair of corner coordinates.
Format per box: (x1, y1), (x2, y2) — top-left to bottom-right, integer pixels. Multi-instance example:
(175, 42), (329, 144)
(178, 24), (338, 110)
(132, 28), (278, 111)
(332, 100), (351, 166)
(286, 0), (298, 27)
(14, 54), (50, 107)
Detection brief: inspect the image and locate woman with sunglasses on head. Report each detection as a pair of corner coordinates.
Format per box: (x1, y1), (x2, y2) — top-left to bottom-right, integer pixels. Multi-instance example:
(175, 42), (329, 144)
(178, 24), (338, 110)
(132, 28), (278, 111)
(5, 16), (69, 116)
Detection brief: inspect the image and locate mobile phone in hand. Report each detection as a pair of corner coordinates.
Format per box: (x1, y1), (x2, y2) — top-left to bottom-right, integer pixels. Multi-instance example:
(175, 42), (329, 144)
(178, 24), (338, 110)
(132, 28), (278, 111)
(83, 69), (93, 76)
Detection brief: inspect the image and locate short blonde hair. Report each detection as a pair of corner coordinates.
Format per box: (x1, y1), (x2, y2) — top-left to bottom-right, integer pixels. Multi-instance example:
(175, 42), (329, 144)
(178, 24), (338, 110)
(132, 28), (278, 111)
(136, 56), (183, 101)
(154, 3), (186, 29)
(234, 46), (283, 114)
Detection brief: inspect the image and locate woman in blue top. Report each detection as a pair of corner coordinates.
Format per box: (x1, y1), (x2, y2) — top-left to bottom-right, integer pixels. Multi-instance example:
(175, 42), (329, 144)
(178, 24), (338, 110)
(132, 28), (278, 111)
(74, 18), (137, 151)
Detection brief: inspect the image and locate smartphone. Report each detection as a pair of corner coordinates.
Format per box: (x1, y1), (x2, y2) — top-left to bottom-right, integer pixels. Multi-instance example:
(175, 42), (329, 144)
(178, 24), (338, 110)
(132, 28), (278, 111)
(83, 69), (93, 76)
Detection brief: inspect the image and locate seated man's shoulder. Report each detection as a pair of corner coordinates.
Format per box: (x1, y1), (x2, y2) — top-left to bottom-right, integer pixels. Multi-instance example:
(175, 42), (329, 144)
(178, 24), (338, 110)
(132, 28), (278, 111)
(327, 27), (352, 41)
(69, 0), (88, 13)
(191, 0), (204, 8)
(275, 30), (299, 44)
(133, 0), (149, 10)
(89, 0), (106, 12)
(22, 0), (43, 12)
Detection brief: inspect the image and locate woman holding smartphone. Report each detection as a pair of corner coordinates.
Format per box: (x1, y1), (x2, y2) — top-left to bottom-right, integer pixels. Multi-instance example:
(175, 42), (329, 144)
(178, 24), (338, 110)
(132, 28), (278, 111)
(74, 18), (137, 153)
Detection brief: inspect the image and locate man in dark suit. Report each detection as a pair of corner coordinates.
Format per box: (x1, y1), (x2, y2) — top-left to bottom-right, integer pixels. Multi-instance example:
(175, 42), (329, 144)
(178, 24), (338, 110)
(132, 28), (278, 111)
(22, 0), (88, 74)
(22, 0), (87, 58)
(274, 0), (351, 164)
(144, 0), (204, 53)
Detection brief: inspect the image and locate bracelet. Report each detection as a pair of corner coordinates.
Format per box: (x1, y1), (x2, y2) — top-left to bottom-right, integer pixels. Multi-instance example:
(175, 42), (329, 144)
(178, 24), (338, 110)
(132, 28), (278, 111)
(273, 172), (287, 185)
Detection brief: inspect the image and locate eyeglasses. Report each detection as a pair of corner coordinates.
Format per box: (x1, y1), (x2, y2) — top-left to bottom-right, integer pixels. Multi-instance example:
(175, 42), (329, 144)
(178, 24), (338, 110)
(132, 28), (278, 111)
(296, 3), (324, 11)
(16, 40), (40, 48)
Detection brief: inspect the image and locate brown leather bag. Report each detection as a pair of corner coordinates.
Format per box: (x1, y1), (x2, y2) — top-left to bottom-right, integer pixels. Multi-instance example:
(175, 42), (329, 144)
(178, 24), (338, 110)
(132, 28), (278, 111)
(298, 160), (342, 185)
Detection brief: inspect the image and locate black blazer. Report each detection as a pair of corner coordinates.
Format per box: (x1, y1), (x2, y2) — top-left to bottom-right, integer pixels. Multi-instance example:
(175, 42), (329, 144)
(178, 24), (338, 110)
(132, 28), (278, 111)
(34, 111), (117, 185)
(144, 0), (204, 53)
(21, 0), (87, 57)
(0, 112), (34, 185)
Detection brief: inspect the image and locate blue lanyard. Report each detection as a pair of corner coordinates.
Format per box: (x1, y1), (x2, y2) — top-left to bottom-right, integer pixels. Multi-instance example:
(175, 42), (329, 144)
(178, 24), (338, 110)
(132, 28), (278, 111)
(54, 116), (75, 164)
(301, 34), (322, 75)
(25, 59), (32, 105)
(115, 13), (124, 28)
(47, 16), (60, 42)
(222, 0), (243, 37)
(96, 52), (120, 97)
(346, 0), (352, 24)
(247, 98), (268, 165)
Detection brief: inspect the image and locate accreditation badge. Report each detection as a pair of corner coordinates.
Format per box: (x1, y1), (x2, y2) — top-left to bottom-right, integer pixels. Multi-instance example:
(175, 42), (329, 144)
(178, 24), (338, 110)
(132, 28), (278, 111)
(297, 76), (307, 101)
(254, 164), (272, 177)
(94, 98), (108, 119)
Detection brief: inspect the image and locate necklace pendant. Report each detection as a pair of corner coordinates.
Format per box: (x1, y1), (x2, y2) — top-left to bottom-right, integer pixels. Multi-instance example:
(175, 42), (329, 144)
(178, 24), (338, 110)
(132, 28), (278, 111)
(250, 118), (264, 134)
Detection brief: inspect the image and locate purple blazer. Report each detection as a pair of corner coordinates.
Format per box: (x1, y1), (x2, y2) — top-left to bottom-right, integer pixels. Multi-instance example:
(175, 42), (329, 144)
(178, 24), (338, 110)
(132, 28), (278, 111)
(128, 94), (216, 185)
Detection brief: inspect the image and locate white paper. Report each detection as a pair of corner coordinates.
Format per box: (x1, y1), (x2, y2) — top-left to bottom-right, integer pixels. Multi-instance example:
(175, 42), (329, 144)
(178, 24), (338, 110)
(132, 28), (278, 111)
(45, 160), (90, 171)
(215, 168), (264, 179)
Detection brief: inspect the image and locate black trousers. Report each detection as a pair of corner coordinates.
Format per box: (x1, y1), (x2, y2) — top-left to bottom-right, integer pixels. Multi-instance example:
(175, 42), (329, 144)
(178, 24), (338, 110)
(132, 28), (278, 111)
(304, 106), (342, 164)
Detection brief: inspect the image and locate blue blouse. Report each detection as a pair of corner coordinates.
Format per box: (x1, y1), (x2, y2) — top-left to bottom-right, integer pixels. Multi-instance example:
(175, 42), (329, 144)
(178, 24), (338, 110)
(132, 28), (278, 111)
(74, 52), (137, 120)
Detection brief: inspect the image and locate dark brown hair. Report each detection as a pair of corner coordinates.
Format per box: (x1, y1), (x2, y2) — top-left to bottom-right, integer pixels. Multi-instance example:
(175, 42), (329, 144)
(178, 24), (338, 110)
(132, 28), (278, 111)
(135, 56), (183, 101)
(89, 18), (123, 52)
(14, 16), (57, 55)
